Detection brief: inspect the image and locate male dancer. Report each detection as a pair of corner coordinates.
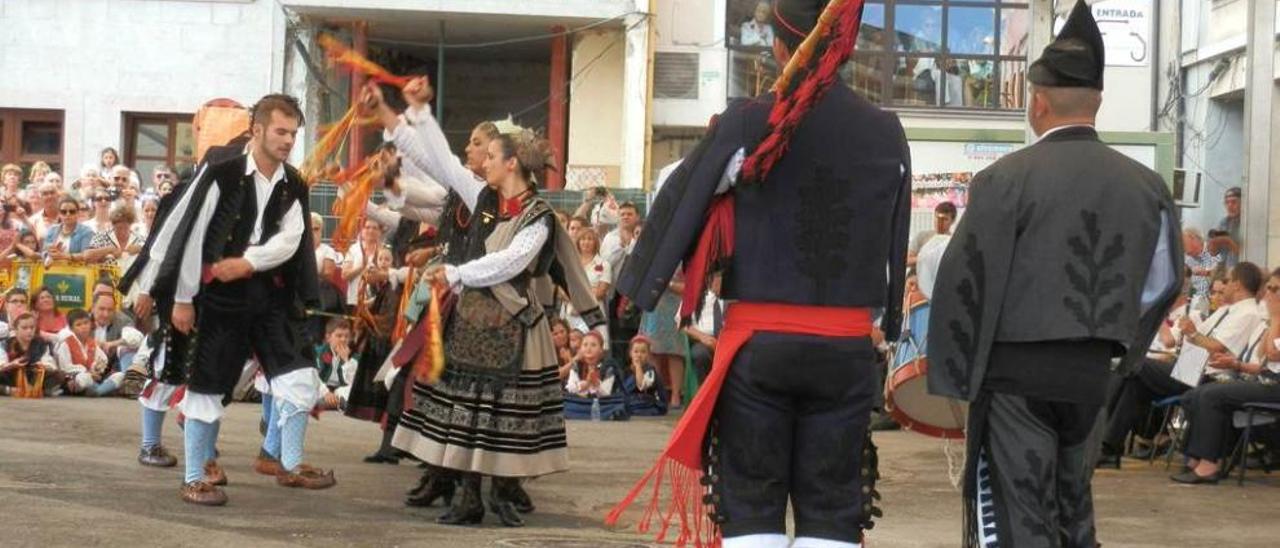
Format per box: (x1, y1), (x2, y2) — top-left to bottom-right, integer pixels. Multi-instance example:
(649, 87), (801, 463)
(610, 2), (910, 547)
(927, 3), (1182, 546)
(132, 94), (333, 505)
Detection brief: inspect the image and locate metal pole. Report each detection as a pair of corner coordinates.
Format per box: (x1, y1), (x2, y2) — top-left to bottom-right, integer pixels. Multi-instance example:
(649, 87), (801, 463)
(1243, 0), (1276, 263)
(436, 20), (446, 124)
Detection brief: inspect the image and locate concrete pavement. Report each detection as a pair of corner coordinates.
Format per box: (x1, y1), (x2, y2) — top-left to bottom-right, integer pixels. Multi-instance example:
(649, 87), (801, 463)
(1, 398), (1278, 547)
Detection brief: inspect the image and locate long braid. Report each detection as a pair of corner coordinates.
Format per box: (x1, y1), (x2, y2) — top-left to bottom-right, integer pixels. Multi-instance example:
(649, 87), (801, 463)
(739, 0), (866, 185)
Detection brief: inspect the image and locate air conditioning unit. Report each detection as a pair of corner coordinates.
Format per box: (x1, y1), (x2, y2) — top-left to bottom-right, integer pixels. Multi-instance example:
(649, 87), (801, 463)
(654, 51), (700, 100)
(1173, 168), (1201, 209)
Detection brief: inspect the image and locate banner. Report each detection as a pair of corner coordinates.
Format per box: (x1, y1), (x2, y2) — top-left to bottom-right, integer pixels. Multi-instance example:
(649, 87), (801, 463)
(0, 260), (120, 312)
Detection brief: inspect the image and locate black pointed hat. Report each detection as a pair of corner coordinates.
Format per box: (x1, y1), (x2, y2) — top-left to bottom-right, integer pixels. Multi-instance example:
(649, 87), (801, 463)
(773, 0), (832, 51)
(1028, 0), (1105, 90)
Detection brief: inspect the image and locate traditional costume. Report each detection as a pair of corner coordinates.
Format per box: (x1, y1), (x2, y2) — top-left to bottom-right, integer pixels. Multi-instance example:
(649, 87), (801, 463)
(128, 98), (331, 505)
(384, 104), (604, 526)
(608, 2), (910, 546)
(925, 3), (1183, 546)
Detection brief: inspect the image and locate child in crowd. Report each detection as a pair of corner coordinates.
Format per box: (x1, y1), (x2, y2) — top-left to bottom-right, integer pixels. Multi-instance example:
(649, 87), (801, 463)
(316, 318), (358, 410)
(0, 313), (60, 397)
(563, 331), (628, 420)
(622, 335), (668, 417)
(55, 308), (121, 396)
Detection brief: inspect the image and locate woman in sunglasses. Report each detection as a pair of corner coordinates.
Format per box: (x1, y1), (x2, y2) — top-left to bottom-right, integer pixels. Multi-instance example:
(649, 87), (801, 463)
(42, 196), (95, 262)
(85, 190), (113, 235)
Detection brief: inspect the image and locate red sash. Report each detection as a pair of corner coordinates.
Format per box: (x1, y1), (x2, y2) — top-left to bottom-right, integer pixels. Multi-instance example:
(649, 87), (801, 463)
(605, 302), (873, 547)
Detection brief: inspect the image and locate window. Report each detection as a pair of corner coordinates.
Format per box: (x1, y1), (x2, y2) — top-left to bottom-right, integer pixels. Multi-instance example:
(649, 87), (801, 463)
(726, 0), (1029, 110)
(124, 113), (195, 185)
(0, 109), (64, 177)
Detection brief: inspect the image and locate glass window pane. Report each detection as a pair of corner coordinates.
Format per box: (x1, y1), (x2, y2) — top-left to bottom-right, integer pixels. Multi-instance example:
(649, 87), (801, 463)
(846, 54), (887, 104)
(730, 0), (776, 49)
(728, 48), (778, 99)
(948, 7), (995, 55)
(134, 159), (164, 190)
(858, 3), (888, 51)
(135, 121), (169, 158)
(895, 4), (943, 53)
(953, 58), (999, 108)
(999, 59), (1028, 109)
(1000, 7), (1030, 56)
(175, 121), (195, 160)
(893, 56), (942, 107)
(21, 121), (60, 155)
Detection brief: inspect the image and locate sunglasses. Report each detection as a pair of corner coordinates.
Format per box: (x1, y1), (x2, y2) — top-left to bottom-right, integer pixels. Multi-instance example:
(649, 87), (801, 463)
(93, 196), (110, 202)
(60, 209), (78, 215)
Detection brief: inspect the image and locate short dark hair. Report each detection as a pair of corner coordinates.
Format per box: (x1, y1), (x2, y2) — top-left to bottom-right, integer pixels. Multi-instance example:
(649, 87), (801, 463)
(935, 201), (957, 217)
(1231, 262), (1264, 296)
(1225, 187), (1242, 199)
(619, 201), (639, 213)
(5, 287), (27, 300)
(67, 308), (91, 326)
(325, 317), (352, 336)
(250, 94), (304, 127)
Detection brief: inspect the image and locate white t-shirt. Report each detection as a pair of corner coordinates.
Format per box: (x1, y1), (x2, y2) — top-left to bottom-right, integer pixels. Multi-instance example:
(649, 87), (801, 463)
(342, 242), (376, 305)
(1193, 298), (1265, 357)
(315, 243), (341, 273)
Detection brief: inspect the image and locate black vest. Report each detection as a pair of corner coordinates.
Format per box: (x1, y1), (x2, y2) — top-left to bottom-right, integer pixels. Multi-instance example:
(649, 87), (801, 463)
(439, 187), (501, 266)
(202, 165), (303, 265)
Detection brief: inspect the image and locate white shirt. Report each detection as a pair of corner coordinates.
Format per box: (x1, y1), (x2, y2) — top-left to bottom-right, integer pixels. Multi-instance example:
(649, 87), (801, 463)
(565, 362), (616, 397)
(314, 243), (341, 272)
(1193, 298), (1265, 357)
(343, 241), (377, 305)
(917, 234), (951, 301)
(600, 228), (634, 284)
(135, 156), (305, 303)
(54, 335), (108, 375)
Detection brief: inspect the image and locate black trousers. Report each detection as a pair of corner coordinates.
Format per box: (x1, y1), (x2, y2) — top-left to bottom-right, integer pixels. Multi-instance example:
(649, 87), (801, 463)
(187, 275), (314, 396)
(710, 331), (876, 541)
(1102, 358), (1189, 449)
(972, 392), (1101, 548)
(1182, 381), (1280, 461)
(689, 340), (713, 384)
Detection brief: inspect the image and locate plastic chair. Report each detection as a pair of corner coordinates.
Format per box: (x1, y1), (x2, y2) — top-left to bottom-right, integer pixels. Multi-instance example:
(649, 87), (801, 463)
(1144, 395), (1184, 468)
(1227, 402), (1280, 486)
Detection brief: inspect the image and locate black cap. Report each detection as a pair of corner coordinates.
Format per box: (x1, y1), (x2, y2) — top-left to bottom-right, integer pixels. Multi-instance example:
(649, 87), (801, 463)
(773, 0), (832, 51)
(1028, 0), (1105, 90)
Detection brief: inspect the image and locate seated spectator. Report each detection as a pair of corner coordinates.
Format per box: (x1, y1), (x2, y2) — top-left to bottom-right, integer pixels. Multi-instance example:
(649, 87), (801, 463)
(682, 271), (724, 384)
(316, 318), (358, 410)
(311, 212), (341, 282)
(563, 331), (628, 420)
(568, 328), (584, 357)
(43, 197), (95, 260)
(89, 293), (143, 372)
(622, 336), (668, 417)
(56, 309), (120, 397)
(1099, 262), (1266, 463)
(31, 287), (66, 343)
(0, 287), (28, 324)
(1173, 268), (1280, 484)
(0, 313), (61, 397)
(84, 202), (144, 267)
(342, 218), (385, 310)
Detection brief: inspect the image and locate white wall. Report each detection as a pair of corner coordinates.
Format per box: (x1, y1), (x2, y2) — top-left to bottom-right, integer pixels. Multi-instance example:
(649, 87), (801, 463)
(0, 0), (283, 175)
(652, 0), (727, 128)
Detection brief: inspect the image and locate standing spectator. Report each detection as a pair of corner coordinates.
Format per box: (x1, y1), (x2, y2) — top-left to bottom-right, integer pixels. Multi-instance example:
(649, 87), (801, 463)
(0, 313), (60, 397)
(43, 197), (95, 261)
(681, 271), (724, 384)
(1, 164), (22, 201)
(1213, 187), (1241, 267)
(89, 293), (143, 373)
(0, 288), (28, 324)
(98, 147), (121, 180)
(31, 287), (67, 343)
(1183, 227), (1219, 308)
(639, 271), (687, 408)
(0, 199), (21, 259)
(739, 1), (776, 47)
(29, 182), (62, 241)
(907, 201), (956, 267)
(341, 218), (384, 309)
(12, 230), (40, 260)
(574, 187), (619, 234)
(44, 172), (64, 194)
(55, 308), (119, 397)
(84, 189), (113, 235)
(150, 165), (174, 193)
(28, 161), (51, 187)
(567, 215), (589, 246)
(84, 203), (144, 267)
(601, 201), (641, 282)
(311, 212), (341, 281)
(566, 228), (610, 333)
(156, 179), (175, 199)
(134, 196), (159, 239)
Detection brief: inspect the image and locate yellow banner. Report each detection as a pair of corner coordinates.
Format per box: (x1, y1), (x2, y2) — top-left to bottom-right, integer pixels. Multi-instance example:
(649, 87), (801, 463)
(0, 260), (121, 312)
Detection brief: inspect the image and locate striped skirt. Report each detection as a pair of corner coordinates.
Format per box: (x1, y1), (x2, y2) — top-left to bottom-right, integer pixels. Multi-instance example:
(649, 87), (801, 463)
(391, 364), (569, 478)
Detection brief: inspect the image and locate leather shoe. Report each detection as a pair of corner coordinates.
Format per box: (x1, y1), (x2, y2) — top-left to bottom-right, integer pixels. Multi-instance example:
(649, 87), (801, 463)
(253, 456), (286, 476)
(276, 464), (337, 489)
(363, 453), (400, 465)
(139, 446), (178, 468)
(203, 460), (227, 486)
(1170, 470), (1220, 485)
(180, 481), (228, 506)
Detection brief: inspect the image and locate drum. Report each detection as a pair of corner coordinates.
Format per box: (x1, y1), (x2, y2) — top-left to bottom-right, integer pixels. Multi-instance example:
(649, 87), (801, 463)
(885, 294), (966, 439)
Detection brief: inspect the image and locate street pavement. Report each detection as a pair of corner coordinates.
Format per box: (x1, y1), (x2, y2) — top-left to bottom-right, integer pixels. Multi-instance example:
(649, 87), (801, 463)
(2, 398), (1279, 547)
